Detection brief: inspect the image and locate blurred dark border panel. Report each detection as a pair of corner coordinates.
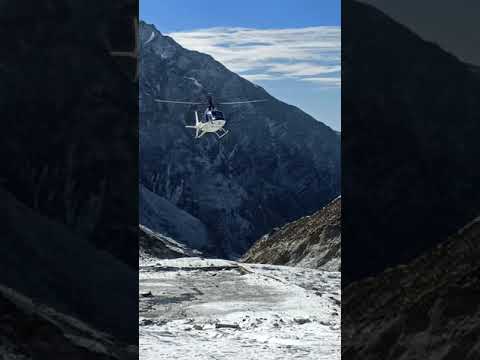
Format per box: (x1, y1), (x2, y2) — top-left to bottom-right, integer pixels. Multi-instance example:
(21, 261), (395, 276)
(0, 1), (138, 358)
(342, 0), (480, 359)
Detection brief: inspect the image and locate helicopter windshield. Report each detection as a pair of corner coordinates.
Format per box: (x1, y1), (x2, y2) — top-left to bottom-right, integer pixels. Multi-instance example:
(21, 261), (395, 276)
(211, 111), (224, 120)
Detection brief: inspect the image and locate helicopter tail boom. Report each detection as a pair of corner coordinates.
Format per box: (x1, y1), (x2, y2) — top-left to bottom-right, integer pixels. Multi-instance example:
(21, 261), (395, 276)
(185, 111), (201, 138)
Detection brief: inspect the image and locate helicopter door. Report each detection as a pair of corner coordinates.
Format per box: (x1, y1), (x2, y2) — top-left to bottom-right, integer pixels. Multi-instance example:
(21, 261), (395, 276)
(204, 110), (212, 122)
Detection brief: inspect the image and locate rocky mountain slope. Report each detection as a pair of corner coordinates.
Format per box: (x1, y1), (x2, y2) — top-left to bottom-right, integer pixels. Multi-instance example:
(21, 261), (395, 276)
(0, 285), (136, 360)
(1, 186), (137, 343)
(342, 0), (480, 283)
(139, 21), (341, 257)
(139, 224), (202, 260)
(242, 197), (341, 271)
(342, 215), (480, 360)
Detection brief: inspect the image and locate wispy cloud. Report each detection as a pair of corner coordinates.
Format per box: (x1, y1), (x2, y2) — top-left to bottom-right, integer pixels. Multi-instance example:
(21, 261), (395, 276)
(302, 77), (341, 87)
(167, 26), (341, 87)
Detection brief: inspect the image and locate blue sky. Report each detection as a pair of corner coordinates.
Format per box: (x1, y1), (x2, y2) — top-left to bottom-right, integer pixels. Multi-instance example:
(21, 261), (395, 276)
(140, 0), (341, 130)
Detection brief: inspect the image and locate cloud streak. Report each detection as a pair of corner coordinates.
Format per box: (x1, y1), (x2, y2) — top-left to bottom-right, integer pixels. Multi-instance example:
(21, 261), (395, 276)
(168, 26), (341, 87)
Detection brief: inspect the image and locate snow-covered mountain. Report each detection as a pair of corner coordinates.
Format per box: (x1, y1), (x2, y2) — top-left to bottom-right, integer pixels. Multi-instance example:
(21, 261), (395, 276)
(242, 197), (341, 270)
(139, 21), (341, 257)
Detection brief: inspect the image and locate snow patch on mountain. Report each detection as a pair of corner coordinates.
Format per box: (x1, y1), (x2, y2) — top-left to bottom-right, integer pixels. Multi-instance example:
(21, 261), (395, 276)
(184, 76), (203, 88)
(144, 31), (155, 45)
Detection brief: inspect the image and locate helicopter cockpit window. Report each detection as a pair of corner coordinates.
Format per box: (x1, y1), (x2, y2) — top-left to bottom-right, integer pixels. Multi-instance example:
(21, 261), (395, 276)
(211, 111), (225, 120)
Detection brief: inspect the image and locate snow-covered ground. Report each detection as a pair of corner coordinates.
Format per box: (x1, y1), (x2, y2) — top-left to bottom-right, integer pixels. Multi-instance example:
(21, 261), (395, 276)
(140, 257), (340, 360)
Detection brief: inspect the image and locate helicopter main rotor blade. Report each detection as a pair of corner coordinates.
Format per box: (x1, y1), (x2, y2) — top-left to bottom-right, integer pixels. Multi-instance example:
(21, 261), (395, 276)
(218, 100), (268, 105)
(155, 99), (204, 105)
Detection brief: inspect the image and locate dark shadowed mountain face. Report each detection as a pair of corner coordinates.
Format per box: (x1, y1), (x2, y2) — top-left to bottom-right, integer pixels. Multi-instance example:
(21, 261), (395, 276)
(343, 216), (480, 360)
(342, 1), (480, 283)
(0, 186), (137, 342)
(242, 197), (341, 271)
(0, 1), (138, 344)
(139, 21), (340, 257)
(359, 0), (480, 67)
(0, 1), (138, 268)
(0, 285), (137, 360)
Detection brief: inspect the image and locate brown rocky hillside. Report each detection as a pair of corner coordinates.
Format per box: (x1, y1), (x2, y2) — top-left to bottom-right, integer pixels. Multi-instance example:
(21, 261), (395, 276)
(241, 197), (341, 271)
(343, 215), (480, 360)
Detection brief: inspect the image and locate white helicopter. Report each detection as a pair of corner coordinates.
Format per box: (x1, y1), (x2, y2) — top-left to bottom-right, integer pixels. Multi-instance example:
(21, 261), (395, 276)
(155, 95), (266, 139)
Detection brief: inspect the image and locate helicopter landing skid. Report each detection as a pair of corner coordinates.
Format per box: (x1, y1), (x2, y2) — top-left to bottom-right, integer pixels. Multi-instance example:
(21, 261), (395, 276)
(215, 128), (229, 139)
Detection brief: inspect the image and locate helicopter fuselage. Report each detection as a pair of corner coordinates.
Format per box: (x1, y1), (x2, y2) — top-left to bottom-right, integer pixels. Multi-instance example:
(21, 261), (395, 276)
(185, 111), (229, 139)
(199, 119), (226, 132)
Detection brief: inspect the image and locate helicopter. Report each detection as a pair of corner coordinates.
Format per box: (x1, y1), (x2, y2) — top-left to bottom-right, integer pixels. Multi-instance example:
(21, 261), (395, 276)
(155, 95), (266, 139)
